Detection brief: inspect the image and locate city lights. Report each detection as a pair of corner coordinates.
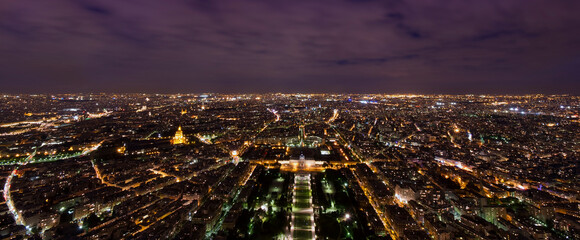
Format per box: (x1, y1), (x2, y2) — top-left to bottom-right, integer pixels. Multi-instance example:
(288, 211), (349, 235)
(0, 94), (576, 239)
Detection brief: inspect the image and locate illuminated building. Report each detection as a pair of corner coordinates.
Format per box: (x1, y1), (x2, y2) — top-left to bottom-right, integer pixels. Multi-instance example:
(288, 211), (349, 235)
(171, 126), (187, 145)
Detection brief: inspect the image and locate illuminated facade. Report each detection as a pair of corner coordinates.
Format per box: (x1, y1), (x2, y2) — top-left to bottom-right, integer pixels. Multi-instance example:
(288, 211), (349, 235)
(171, 126), (187, 145)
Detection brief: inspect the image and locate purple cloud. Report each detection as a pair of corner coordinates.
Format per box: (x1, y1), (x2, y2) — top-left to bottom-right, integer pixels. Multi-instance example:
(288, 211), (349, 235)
(0, 0), (579, 93)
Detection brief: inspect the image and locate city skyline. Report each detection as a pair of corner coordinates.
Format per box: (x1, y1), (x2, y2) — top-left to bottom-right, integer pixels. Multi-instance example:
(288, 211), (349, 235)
(1, 1), (579, 239)
(0, 93), (578, 239)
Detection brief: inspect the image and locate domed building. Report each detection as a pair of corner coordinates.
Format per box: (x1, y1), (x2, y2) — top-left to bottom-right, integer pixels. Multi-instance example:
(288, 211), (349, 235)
(171, 126), (187, 145)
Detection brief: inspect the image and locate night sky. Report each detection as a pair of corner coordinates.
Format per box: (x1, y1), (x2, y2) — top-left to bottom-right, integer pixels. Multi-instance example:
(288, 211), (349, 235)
(1, 0), (579, 94)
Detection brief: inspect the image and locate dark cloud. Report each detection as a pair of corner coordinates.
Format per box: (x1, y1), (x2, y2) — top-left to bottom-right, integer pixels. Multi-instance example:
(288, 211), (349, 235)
(386, 12), (405, 20)
(333, 54), (419, 65)
(395, 23), (424, 39)
(79, 4), (112, 16)
(469, 28), (538, 42)
(0, 0), (579, 93)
